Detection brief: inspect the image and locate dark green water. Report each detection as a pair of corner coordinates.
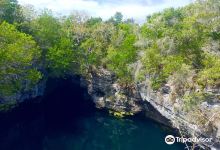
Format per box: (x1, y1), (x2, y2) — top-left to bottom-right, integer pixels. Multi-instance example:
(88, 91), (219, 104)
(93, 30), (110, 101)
(0, 78), (185, 150)
(42, 112), (185, 150)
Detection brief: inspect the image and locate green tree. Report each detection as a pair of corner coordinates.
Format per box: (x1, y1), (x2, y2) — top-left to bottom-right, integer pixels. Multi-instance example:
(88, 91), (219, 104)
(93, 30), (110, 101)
(46, 37), (75, 77)
(30, 10), (64, 76)
(114, 12), (123, 24)
(107, 12), (123, 25)
(0, 0), (23, 23)
(198, 53), (220, 86)
(0, 22), (42, 96)
(30, 10), (61, 49)
(86, 17), (102, 27)
(106, 23), (137, 83)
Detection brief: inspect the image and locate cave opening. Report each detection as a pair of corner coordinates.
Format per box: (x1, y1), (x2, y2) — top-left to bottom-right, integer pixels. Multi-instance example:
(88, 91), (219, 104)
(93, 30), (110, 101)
(42, 76), (96, 129)
(0, 76), (97, 150)
(0, 76), (185, 150)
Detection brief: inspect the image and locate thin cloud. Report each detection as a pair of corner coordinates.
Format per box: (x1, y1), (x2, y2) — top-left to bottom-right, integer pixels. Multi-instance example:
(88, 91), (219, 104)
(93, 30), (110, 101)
(18, 0), (193, 23)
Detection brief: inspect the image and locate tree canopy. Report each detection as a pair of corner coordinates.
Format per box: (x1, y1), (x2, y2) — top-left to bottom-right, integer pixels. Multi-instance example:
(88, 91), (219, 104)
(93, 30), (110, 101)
(0, 0), (219, 111)
(0, 22), (42, 96)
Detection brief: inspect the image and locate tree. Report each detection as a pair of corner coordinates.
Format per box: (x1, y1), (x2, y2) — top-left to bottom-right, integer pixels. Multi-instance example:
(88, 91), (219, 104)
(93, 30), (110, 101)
(107, 12), (123, 25)
(0, 22), (42, 96)
(29, 10), (63, 75)
(198, 53), (220, 86)
(46, 37), (75, 77)
(0, 0), (23, 23)
(17, 4), (38, 34)
(75, 22), (116, 75)
(114, 12), (123, 24)
(124, 18), (135, 24)
(106, 23), (137, 83)
(30, 10), (61, 49)
(86, 17), (102, 27)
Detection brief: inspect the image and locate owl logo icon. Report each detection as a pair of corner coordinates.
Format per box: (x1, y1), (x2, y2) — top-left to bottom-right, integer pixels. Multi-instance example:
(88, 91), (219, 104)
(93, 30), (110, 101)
(165, 135), (175, 145)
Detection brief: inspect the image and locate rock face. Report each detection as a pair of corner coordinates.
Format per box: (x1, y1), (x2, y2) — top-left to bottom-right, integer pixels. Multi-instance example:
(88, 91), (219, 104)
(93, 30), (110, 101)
(138, 80), (220, 149)
(0, 80), (46, 110)
(82, 68), (220, 149)
(0, 67), (219, 149)
(81, 68), (142, 113)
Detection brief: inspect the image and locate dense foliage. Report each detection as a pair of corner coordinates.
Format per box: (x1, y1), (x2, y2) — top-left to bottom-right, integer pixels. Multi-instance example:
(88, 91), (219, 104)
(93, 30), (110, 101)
(0, 22), (41, 96)
(139, 2), (220, 89)
(138, 0), (220, 109)
(0, 0), (219, 111)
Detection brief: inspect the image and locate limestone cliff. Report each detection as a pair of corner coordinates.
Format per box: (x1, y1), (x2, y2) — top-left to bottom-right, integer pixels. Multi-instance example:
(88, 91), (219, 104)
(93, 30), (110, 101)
(82, 67), (220, 149)
(0, 80), (46, 111)
(0, 67), (219, 149)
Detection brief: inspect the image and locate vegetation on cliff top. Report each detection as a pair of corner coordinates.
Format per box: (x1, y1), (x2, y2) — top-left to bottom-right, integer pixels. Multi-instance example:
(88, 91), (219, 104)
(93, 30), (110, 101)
(0, 0), (219, 111)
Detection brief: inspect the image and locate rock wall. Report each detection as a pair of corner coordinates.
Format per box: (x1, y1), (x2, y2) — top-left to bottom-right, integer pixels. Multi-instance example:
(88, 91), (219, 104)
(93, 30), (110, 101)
(83, 68), (220, 149)
(138, 80), (220, 149)
(0, 80), (46, 110)
(0, 66), (219, 149)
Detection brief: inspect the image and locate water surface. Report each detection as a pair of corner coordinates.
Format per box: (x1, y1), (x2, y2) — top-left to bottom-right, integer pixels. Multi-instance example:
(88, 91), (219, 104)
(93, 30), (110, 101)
(0, 78), (185, 150)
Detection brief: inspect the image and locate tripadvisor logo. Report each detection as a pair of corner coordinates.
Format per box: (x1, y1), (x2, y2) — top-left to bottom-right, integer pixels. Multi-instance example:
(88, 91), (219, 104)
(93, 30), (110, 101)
(165, 135), (175, 145)
(165, 135), (213, 145)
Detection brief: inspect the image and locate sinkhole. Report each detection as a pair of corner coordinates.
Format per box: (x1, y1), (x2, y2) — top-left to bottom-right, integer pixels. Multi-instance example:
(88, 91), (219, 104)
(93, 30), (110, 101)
(0, 76), (185, 150)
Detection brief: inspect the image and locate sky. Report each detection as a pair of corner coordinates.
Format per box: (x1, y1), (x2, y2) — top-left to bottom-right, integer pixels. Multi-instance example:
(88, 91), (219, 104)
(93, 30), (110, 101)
(18, 0), (194, 23)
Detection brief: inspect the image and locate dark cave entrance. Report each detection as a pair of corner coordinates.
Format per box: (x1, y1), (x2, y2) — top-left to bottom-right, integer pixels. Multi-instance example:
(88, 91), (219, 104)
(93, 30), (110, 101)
(0, 76), (186, 150)
(0, 76), (96, 150)
(42, 76), (96, 128)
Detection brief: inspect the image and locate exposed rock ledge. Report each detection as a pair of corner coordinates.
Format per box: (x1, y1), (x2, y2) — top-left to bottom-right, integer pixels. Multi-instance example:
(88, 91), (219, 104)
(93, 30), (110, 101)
(0, 67), (219, 149)
(0, 80), (46, 110)
(81, 68), (220, 150)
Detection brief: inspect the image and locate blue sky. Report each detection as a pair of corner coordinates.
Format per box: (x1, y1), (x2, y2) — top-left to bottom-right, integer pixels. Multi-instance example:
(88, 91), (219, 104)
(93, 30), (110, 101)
(18, 0), (194, 23)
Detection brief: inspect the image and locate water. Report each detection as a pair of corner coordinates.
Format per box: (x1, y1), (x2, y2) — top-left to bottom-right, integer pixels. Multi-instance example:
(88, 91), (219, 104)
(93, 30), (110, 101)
(0, 78), (185, 150)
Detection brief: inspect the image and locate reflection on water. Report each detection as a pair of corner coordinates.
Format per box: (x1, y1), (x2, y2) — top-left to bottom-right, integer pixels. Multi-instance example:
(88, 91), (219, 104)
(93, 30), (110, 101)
(0, 78), (185, 150)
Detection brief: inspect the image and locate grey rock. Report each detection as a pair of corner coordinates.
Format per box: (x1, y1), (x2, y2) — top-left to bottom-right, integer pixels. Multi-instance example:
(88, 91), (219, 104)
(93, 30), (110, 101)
(161, 86), (171, 94)
(84, 67), (220, 149)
